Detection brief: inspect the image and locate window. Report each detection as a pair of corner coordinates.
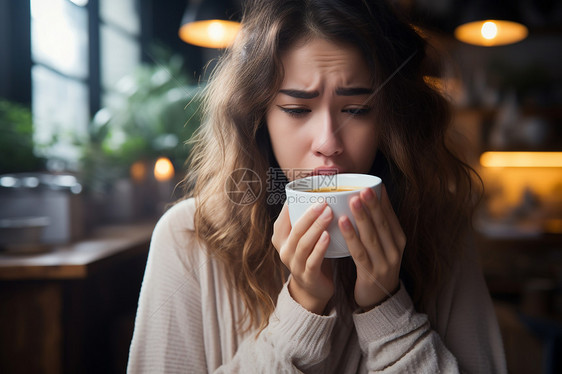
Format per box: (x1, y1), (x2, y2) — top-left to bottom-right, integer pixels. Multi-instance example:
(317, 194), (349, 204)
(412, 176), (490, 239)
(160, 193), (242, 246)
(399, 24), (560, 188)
(99, 0), (141, 107)
(30, 0), (90, 168)
(29, 0), (141, 170)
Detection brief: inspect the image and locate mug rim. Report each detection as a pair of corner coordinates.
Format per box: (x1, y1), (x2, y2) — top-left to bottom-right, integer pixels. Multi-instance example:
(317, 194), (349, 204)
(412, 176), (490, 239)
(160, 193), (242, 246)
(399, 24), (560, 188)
(285, 173), (381, 194)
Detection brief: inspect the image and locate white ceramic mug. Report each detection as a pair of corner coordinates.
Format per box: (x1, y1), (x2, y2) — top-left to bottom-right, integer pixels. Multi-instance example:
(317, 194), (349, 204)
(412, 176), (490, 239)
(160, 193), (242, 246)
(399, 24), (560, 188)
(285, 173), (382, 258)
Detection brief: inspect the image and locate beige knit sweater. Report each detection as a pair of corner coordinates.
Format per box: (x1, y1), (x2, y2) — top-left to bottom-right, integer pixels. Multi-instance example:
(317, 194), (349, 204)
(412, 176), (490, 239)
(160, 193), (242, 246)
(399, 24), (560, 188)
(127, 198), (507, 373)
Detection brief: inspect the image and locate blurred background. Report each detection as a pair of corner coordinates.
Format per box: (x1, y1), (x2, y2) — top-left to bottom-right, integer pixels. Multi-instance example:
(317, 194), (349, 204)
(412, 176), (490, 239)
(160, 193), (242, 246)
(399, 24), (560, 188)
(0, 0), (561, 373)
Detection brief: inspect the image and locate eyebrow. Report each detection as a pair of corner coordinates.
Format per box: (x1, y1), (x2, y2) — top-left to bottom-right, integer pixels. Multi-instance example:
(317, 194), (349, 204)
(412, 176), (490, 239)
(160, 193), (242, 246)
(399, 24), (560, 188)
(279, 89), (319, 99)
(279, 87), (373, 99)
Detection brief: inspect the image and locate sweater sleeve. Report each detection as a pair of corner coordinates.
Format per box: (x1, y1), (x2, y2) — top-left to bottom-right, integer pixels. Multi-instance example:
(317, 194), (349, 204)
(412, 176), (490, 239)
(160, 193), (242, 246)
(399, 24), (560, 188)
(215, 282), (338, 373)
(352, 241), (507, 374)
(353, 284), (459, 373)
(127, 199), (338, 373)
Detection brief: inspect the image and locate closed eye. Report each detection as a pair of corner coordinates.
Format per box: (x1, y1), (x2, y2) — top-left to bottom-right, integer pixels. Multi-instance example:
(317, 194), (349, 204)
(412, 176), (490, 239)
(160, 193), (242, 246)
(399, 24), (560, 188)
(342, 107), (371, 116)
(277, 106), (311, 118)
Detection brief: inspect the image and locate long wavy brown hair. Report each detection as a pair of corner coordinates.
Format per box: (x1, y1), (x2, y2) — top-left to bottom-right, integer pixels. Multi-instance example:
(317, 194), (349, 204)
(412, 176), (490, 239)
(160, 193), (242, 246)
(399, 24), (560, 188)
(183, 0), (481, 332)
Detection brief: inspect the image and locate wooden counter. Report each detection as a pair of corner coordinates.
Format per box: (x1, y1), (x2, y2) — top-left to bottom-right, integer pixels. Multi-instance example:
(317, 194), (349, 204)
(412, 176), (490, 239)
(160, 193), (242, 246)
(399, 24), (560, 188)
(0, 222), (155, 374)
(0, 222), (154, 280)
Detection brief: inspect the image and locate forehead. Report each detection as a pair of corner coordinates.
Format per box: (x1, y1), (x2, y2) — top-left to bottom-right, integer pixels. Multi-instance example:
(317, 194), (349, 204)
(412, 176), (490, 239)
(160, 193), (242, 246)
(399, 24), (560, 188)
(279, 38), (372, 86)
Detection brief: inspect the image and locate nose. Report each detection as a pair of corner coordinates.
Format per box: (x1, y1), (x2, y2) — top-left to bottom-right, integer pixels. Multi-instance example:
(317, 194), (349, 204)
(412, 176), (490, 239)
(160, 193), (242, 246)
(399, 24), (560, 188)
(312, 111), (343, 157)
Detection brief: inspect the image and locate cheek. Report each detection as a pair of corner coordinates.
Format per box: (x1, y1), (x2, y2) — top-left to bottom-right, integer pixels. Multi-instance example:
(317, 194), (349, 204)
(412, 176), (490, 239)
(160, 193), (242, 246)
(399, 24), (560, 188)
(346, 126), (380, 170)
(266, 113), (307, 167)
(269, 131), (310, 165)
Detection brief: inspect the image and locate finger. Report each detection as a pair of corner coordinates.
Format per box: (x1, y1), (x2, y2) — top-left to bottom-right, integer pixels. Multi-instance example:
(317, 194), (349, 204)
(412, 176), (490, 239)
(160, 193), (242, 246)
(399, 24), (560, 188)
(349, 195), (385, 264)
(359, 188), (398, 261)
(338, 215), (372, 268)
(380, 185), (407, 251)
(282, 202), (328, 269)
(293, 205), (333, 267)
(279, 202), (326, 261)
(298, 205), (333, 249)
(288, 202), (327, 242)
(305, 230), (330, 274)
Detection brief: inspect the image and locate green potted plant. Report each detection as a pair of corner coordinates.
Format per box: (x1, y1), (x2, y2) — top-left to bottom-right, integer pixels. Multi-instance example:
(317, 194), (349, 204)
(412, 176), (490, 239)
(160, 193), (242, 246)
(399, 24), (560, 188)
(81, 54), (203, 221)
(0, 100), (45, 174)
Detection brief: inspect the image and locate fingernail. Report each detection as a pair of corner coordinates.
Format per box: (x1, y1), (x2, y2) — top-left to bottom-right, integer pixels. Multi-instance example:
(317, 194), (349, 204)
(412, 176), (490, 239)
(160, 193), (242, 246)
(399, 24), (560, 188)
(352, 197), (361, 209)
(319, 206), (331, 219)
(364, 188), (374, 200)
(340, 216), (352, 231)
(313, 202), (326, 212)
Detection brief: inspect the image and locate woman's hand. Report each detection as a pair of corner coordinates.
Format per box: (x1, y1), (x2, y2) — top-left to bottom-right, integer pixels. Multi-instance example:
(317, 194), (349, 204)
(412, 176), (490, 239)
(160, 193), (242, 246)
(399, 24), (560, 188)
(338, 185), (406, 310)
(272, 202), (335, 314)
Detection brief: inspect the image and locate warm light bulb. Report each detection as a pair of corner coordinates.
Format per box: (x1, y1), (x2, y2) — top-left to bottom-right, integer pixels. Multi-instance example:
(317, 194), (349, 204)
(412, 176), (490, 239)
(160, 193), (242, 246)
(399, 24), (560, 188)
(481, 21), (498, 40)
(130, 161), (148, 182)
(154, 157), (175, 182)
(208, 21), (226, 43)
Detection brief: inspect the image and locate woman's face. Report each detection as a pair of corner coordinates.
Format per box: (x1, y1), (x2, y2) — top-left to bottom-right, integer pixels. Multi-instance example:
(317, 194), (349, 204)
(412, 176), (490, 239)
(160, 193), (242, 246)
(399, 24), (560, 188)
(266, 37), (380, 180)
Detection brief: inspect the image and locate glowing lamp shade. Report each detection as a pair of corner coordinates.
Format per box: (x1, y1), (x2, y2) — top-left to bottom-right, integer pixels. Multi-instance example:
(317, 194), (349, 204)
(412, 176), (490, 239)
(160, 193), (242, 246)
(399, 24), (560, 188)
(179, 19), (240, 48)
(455, 19), (528, 47)
(480, 152), (562, 168)
(154, 157), (175, 182)
(454, 0), (528, 47)
(179, 0), (241, 48)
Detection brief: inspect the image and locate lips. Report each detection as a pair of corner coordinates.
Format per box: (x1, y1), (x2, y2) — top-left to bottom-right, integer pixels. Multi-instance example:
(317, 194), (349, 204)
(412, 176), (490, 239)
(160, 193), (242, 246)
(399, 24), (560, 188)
(312, 166), (342, 176)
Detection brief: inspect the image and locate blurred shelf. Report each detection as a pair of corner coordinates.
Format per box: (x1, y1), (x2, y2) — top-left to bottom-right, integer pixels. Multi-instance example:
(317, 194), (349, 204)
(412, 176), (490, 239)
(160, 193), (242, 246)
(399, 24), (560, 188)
(476, 229), (562, 250)
(455, 105), (562, 119)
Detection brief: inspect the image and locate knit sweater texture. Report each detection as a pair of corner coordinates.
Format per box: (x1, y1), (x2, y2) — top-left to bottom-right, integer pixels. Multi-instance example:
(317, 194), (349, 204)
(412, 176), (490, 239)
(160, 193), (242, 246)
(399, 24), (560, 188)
(127, 198), (507, 373)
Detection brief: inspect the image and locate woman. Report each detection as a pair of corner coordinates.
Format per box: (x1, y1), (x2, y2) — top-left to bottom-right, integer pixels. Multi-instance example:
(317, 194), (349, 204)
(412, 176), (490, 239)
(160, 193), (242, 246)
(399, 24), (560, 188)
(128, 0), (507, 372)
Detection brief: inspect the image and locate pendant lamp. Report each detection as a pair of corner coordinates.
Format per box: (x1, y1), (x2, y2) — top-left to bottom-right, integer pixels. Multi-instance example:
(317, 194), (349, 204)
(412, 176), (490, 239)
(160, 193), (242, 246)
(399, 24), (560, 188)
(179, 0), (242, 49)
(454, 0), (528, 46)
